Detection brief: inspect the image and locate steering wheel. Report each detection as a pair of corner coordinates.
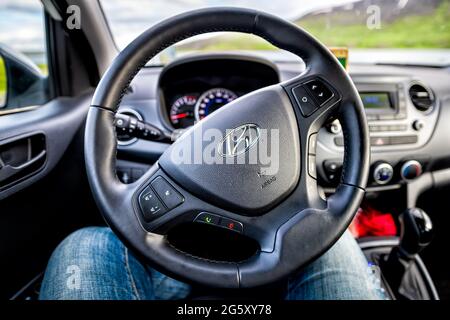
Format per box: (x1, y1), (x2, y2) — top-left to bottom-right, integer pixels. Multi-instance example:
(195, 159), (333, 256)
(85, 7), (369, 289)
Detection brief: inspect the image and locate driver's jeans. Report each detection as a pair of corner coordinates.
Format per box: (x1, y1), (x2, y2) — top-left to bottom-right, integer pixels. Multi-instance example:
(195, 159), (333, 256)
(39, 227), (386, 300)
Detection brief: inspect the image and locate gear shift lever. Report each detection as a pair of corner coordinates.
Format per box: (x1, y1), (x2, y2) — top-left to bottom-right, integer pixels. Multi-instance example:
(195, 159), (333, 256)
(382, 208), (433, 298)
(398, 208), (433, 257)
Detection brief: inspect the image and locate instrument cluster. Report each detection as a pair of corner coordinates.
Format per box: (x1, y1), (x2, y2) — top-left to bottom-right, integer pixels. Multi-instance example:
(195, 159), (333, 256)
(158, 56), (280, 130)
(169, 88), (238, 129)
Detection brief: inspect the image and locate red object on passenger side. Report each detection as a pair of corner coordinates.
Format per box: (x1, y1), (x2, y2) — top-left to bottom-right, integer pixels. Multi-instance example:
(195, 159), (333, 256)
(349, 205), (397, 238)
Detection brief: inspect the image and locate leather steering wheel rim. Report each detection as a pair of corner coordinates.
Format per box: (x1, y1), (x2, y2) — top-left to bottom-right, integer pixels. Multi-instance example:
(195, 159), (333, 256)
(85, 7), (370, 289)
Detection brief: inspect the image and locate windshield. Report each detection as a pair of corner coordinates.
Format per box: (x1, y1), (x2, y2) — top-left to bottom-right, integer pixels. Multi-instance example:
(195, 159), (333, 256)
(101, 0), (450, 65)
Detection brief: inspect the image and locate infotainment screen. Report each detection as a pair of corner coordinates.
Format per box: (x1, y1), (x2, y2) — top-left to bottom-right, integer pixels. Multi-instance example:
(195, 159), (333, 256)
(360, 92), (393, 110)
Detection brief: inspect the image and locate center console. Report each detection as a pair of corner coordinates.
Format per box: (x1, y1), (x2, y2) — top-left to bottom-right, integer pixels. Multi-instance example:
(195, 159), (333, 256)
(317, 75), (439, 189)
(359, 208), (439, 300)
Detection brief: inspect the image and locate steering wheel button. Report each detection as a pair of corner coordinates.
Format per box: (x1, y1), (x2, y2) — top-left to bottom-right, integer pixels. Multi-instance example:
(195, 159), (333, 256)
(151, 176), (184, 210)
(291, 86), (318, 117)
(194, 213), (220, 226)
(304, 80), (334, 106)
(219, 218), (243, 233)
(139, 189), (167, 221)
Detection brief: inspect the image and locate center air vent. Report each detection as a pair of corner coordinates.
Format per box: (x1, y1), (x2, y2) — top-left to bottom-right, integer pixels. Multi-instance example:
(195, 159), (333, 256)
(409, 83), (434, 112)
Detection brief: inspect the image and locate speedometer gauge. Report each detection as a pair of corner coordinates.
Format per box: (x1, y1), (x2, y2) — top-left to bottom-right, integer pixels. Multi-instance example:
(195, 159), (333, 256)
(169, 95), (197, 129)
(195, 88), (238, 121)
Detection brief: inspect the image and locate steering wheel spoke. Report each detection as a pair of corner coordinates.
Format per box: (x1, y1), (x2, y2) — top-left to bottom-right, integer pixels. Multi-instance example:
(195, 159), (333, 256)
(129, 166), (283, 252)
(283, 70), (342, 126)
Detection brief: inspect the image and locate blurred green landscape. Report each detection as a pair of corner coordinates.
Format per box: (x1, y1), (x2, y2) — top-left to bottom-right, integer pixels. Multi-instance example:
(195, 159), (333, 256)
(183, 1), (450, 51)
(299, 0), (450, 48)
(0, 57), (5, 106)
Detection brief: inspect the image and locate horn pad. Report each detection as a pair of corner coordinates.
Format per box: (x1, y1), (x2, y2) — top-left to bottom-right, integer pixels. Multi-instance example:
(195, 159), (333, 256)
(159, 86), (300, 215)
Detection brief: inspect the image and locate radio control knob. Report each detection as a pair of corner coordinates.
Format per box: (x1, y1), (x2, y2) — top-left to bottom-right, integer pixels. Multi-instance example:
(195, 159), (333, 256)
(412, 120), (424, 131)
(373, 162), (394, 185)
(401, 160), (423, 181)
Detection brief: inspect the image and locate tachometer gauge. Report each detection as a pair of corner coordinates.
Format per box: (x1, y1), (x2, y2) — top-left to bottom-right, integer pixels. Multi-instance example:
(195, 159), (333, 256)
(195, 88), (238, 121)
(169, 95), (197, 128)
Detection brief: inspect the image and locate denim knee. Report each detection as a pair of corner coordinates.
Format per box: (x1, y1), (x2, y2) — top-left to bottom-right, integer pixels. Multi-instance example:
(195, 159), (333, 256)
(287, 231), (387, 300)
(39, 227), (149, 300)
(50, 227), (119, 262)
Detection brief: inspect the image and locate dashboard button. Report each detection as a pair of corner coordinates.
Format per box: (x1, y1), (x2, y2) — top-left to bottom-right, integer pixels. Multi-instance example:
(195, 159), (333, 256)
(373, 162), (394, 185)
(370, 136), (390, 146)
(376, 125), (390, 132)
(390, 135), (418, 145)
(304, 80), (334, 105)
(292, 85), (318, 117)
(139, 189), (167, 221)
(324, 160), (340, 173)
(219, 218), (244, 233)
(401, 160), (423, 181)
(323, 160), (342, 184)
(389, 125), (408, 132)
(334, 137), (344, 146)
(378, 114), (395, 120)
(412, 120), (424, 131)
(151, 176), (184, 210)
(394, 113), (407, 120)
(194, 213), (220, 226)
(117, 168), (132, 184)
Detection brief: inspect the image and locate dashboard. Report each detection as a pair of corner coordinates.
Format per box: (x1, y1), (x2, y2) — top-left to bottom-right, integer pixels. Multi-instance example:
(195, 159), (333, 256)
(115, 53), (450, 192)
(319, 75), (439, 189)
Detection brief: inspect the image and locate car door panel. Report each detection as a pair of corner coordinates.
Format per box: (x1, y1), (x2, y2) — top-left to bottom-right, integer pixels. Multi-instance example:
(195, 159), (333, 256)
(0, 91), (104, 298)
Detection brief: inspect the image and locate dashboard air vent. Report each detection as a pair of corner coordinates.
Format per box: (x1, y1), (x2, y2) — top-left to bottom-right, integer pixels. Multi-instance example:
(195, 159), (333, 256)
(409, 84), (434, 112)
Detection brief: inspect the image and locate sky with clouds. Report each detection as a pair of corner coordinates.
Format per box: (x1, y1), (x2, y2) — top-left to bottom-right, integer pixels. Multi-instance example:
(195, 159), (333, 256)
(0, 0), (358, 53)
(100, 0), (358, 48)
(0, 0), (45, 52)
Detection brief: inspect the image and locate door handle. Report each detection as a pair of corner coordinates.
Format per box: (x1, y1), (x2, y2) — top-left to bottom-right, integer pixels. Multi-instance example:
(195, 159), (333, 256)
(0, 150), (46, 181)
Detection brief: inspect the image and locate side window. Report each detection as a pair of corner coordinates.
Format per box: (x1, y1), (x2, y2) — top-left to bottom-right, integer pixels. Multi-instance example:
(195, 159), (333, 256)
(0, 1), (50, 112)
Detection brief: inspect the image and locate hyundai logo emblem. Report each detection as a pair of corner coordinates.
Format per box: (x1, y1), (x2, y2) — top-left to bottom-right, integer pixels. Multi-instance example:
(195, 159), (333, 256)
(218, 124), (261, 157)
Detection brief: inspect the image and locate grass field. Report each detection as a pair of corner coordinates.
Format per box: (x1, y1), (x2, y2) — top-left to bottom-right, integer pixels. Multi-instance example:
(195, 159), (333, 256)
(187, 1), (450, 51)
(299, 0), (450, 48)
(0, 57), (6, 107)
